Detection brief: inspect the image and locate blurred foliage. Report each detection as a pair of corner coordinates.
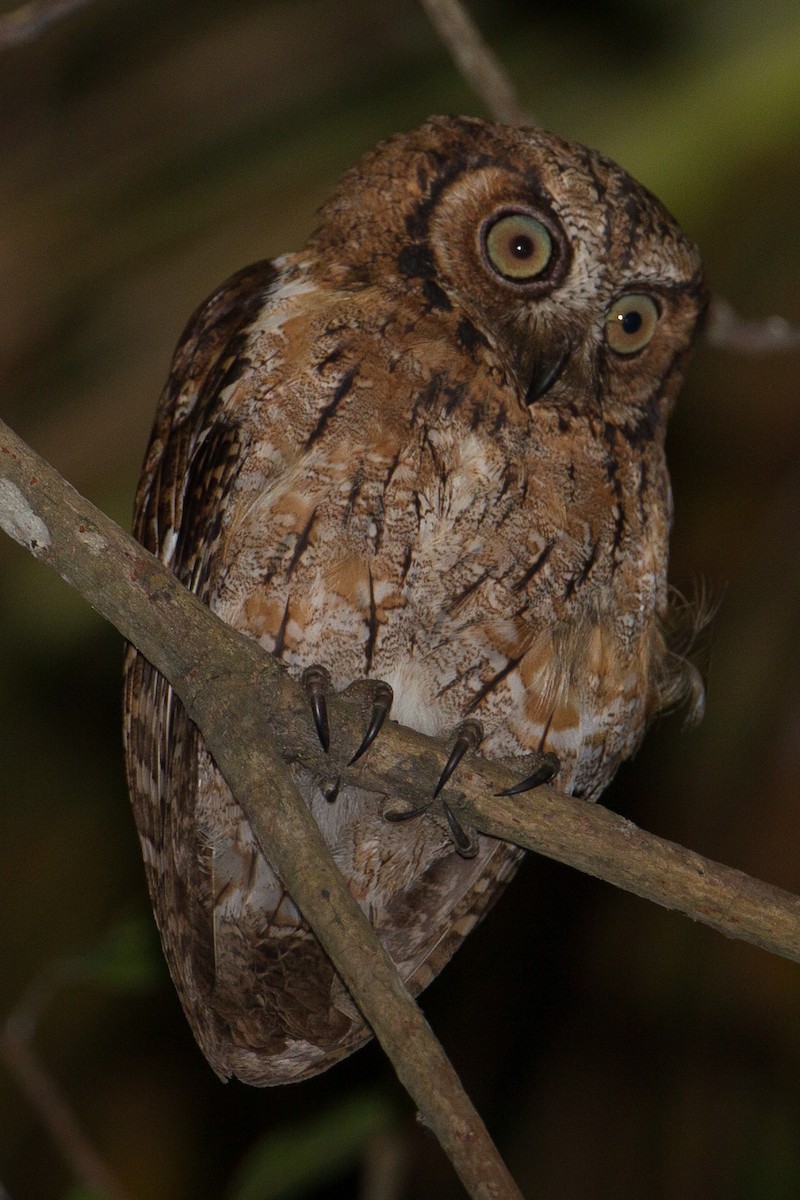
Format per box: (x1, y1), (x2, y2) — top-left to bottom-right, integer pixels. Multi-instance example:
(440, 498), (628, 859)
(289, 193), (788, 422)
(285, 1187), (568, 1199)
(226, 1088), (399, 1200)
(5, 916), (161, 1042)
(0, 0), (799, 1198)
(57, 916), (163, 995)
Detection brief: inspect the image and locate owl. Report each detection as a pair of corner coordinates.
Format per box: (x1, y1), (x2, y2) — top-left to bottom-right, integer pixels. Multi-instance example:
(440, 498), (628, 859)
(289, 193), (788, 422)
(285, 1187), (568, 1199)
(123, 116), (707, 1086)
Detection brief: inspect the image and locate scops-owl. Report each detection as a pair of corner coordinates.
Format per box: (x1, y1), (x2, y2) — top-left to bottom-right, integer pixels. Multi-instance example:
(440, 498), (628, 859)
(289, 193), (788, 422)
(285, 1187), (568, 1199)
(123, 116), (707, 1086)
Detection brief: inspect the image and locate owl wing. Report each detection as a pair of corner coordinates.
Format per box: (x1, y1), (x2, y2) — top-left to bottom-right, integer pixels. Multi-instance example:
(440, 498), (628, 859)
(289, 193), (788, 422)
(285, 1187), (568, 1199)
(123, 259), (279, 1059)
(124, 259), (532, 1086)
(131, 258), (279, 569)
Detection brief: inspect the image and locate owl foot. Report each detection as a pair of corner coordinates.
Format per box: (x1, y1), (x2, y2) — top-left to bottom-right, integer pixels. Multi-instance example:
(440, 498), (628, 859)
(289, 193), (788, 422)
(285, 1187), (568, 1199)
(496, 750), (560, 796)
(440, 800), (479, 858)
(383, 719), (483, 859)
(301, 665), (332, 752)
(303, 668), (394, 779)
(348, 680), (394, 765)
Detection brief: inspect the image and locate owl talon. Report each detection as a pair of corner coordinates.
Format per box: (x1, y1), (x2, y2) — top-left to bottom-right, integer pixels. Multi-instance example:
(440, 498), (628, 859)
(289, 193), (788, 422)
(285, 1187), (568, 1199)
(348, 681), (394, 765)
(433, 718), (484, 798)
(442, 800), (478, 858)
(497, 750), (560, 796)
(302, 665), (332, 753)
(384, 798), (433, 823)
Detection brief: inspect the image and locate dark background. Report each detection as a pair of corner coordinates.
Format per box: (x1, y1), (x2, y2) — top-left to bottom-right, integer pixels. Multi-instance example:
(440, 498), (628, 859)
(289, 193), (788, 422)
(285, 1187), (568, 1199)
(1, 1), (800, 1197)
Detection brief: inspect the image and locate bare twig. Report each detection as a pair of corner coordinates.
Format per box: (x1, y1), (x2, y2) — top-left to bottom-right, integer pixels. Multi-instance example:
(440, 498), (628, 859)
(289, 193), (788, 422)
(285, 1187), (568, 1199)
(2, 417), (800, 1191)
(459, 783), (800, 960)
(0, 0), (98, 49)
(706, 297), (800, 354)
(0, 1023), (129, 1200)
(0, 931), (153, 1199)
(418, 0), (530, 124)
(1, 954), (131, 1199)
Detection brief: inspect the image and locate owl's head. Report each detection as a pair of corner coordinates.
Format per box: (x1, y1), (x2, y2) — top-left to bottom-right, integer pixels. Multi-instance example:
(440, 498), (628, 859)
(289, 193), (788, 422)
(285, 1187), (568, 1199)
(311, 115), (708, 438)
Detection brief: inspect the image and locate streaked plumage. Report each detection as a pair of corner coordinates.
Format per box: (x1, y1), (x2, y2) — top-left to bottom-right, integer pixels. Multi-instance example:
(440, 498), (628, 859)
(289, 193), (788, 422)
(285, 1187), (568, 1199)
(123, 116), (707, 1084)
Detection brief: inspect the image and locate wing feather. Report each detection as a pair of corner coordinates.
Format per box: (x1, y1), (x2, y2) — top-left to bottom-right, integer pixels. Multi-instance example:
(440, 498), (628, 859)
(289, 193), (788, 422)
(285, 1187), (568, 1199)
(123, 259), (279, 1068)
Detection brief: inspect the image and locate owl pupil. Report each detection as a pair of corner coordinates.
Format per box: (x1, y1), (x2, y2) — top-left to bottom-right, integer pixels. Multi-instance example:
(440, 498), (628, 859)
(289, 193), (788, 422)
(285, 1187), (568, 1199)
(621, 310), (643, 335)
(510, 234), (534, 259)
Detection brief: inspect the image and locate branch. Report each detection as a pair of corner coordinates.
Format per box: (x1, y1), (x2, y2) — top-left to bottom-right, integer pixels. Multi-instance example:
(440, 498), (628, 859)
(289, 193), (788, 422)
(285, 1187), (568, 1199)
(706, 297), (800, 354)
(0, 0), (98, 49)
(0, 1022), (130, 1200)
(418, 0), (531, 125)
(2, 417), (800, 1194)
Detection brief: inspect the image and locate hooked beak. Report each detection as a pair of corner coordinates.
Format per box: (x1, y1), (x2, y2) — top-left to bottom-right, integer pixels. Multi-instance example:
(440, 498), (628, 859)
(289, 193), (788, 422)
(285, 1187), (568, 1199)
(524, 344), (570, 405)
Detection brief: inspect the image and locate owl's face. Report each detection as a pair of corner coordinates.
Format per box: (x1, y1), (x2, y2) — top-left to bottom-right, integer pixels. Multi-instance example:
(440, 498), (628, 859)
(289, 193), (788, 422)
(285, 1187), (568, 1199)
(312, 115), (707, 438)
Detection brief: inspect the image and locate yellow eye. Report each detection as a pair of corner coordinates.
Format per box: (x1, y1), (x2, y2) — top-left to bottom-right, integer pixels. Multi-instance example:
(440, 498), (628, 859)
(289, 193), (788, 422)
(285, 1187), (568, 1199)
(484, 212), (553, 281)
(605, 294), (660, 355)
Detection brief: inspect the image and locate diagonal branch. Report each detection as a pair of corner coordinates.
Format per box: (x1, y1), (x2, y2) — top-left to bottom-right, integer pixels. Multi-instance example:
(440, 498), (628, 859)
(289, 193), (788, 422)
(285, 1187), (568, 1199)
(418, 0), (531, 125)
(2, 416), (800, 1194)
(0, 423), (522, 1198)
(0, 1021), (130, 1200)
(0, 0), (98, 49)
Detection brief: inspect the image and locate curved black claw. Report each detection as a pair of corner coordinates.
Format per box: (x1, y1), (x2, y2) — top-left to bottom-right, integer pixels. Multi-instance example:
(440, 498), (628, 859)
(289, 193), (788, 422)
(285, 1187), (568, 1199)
(433, 718), (483, 798)
(442, 800), (478, 858)
(302, 665), (332, 752)
(497, 750), (560, 796)
(348, 681), (394, 765)
(384, 799), (433, 823)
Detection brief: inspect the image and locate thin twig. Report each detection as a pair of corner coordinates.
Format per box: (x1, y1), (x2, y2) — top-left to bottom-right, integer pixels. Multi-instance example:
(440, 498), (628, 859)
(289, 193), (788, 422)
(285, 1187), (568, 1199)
(0, 0), (98, 49)
(2, 953), (130, 1198)
(0, 1024), (129, 1200)
(706, 297), (800, 354)
(459, 783), (800, 960)
(418, 0), (531, 124)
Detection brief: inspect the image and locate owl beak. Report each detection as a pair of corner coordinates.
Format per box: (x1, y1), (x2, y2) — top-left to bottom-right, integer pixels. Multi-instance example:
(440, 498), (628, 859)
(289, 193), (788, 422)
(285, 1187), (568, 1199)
(524, 345), (570, 405)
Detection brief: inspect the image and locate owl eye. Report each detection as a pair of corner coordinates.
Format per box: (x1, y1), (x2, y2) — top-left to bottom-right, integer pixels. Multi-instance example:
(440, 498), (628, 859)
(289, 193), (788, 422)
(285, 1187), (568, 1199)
(484, 212), (553, 281)
(605, 294), (660, 355)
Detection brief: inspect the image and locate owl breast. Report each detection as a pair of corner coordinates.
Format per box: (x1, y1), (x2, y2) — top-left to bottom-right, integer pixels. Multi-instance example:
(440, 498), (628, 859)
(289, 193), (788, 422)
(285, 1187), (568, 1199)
(213, 267), (669, 802)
